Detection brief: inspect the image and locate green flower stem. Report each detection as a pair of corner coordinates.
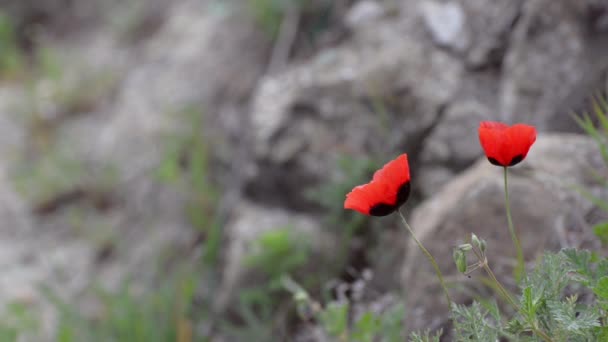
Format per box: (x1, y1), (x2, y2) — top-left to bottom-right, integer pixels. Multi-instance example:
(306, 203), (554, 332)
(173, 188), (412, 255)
(397, 209), (452, 308)
(504, 166), (524, 283)
(480, 261), (517, 309)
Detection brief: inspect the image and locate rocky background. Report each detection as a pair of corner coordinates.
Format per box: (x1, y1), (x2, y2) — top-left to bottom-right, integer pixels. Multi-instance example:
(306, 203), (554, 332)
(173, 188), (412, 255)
(0, 0), (607, 340)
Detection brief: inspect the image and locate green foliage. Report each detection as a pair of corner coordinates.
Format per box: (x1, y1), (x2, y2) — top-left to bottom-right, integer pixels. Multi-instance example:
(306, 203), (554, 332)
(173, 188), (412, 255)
(317, 299), (406, 342)
(352, 311), (382, 342)
(547, 297), (600, 337)
(449, 250), (608, 342)
(16, 48), (120, 132)
(409, 329), (442, 342)
(245, 0), (338, 43)
(593, 222), (608, 245)
(574, 96), (608, 246)
(593, 276), (608, 300)
(11, 146), (117, 208)
(574, 96), (608, 165)
(220, 228), (314, 341)
(526, 252), (571, 299)
(12, 150), (86, 202)
(245, 227), (311, 282)
(381, 303), (407, 342)
(283, 275), (406, 342)
(43, 269), (199, 342)
(0, 11), (25, 79)
(156, 107), (221, 264)
(452, 302), (502, 341)
(221, 288), (278, 342)
(247, 0), (303, 37)
(0, 264), (201, 342)
(320, 301), (349, 338)
(0, 301), (39, 341)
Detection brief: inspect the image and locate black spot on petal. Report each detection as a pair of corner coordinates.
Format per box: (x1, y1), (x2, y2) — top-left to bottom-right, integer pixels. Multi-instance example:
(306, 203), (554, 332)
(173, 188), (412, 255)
(487, 157), (504, 166)
(396, 181), (410, 207)
(369, 203), (397, 216)
(509, 154), (524, 166)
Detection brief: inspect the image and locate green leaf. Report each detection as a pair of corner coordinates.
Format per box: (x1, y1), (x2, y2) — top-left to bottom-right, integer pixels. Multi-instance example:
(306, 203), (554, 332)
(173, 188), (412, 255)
(245, 227), (310, 280)
(352, 312), (381, 342)
(562, 248), (595, 284)
(451, 302), (499, 341)
(574, 112), (608, 164)
(597, 258), (608, 278)
(596, 326), (608, 341)
(155, 145), (182, 183)
(594, 222), (608, 245)
(547, 299), (600, 335)
(320, 302), (349, 337)
(593, 276), (608, 300)
(524, 252), (571, 302)
(521, 286), (539, 320)
(505, 318), (525, 335)
(380, 303), (405, 342)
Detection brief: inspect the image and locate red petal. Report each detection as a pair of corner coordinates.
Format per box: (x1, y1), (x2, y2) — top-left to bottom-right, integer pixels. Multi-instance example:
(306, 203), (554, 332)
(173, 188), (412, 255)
(344, 181), (392, 215)
(344, 185), (373, 215)
(372, 154), (410, 186)
(479, 123), (510, 166)
(506, 124), (536, 162)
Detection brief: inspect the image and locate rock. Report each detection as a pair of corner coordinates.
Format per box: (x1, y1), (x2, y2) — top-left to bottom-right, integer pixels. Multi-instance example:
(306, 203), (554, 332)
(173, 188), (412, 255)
(586, 1), (608, 32)
(419, 1), (469, 52)
(456, 0), (523, 68)
(418, 100), (492, 196)
(419, 0), (522, 68)
(498, 0), (604, 131)
(249, 18), (463, 208)
(401, 134), (606, 331)
(0, 0), (116, 38)
(345, 1), (385, 30)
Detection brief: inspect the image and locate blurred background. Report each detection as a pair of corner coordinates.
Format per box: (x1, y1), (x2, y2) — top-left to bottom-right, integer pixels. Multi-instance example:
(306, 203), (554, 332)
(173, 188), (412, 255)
(0, 0), (607, 340)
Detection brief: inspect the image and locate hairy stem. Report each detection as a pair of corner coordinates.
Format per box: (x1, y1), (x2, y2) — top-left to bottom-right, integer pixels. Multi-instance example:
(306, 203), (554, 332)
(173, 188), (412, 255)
(397, 209), (452, 307)
(504, 167), (524, 283)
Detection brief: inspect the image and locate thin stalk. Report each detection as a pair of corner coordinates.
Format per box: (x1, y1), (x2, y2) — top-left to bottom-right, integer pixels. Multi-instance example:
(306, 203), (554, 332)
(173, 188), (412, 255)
(397, 209), (452, 307)
(478, 255), (517, 309)
(504, 166), (524, 283)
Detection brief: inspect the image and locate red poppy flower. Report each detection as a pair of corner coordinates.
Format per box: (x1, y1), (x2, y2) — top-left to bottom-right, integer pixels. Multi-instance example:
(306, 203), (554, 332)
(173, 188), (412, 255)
(344, 154), (411, 216)
(478, 121), (537, 167)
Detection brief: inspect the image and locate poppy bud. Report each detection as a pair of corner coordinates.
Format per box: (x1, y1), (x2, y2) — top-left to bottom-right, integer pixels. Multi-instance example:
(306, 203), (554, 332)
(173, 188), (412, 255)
(479, 239), (487, 253)
(458, 243), (473, 252)
(453, 249), (467, 274)
(471, 233), (481, 249)
(471, 233), (486, 253)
